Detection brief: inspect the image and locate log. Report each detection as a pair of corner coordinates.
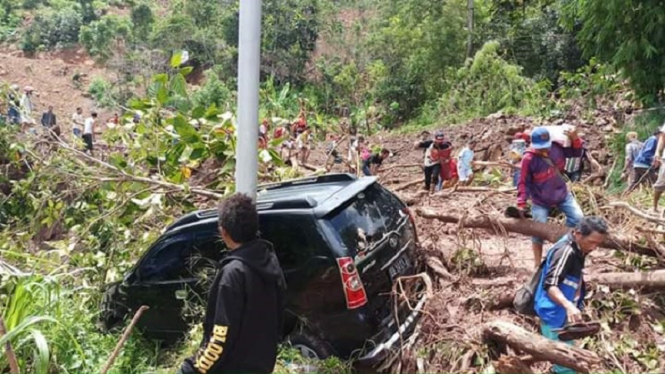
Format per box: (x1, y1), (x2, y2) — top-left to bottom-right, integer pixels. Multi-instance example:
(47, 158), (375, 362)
(494, 355), (534, 374)
(415, 208), (659, 257)
(482, 320), (601, 373)
(424, 256), (457, 282)
(585, 270), (665, 289)
(380, 163), (422, 172)
(394, 178), (425, 192)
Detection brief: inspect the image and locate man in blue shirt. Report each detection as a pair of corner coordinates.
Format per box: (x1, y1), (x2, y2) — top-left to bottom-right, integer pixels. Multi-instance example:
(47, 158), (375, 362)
(534, 216), (608, 374)
(626, 129), (660, 195)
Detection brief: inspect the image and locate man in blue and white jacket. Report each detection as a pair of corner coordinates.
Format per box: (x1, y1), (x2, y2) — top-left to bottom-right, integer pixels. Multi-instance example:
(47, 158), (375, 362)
(534, 216), (608, 374)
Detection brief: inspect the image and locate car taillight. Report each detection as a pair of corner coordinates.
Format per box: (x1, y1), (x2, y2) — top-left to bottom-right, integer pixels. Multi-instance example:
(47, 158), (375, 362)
(402, 207), (419, 243)
(336, 257), (368, 309)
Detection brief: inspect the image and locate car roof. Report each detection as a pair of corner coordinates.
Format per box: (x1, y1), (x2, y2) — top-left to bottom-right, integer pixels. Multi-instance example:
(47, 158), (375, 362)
(165, 173), (378, 233)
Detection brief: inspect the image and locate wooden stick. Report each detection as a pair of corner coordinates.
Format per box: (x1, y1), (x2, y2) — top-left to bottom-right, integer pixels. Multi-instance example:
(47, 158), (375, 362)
(100, 306), (149, 374)
(586, 270), (665, 288)
(394, 178), (425, 192)
(482, 320), (601, 373)
(0, 317), (19, 374)
(604, 201), (665, 226)
(379, 163), (422, 172)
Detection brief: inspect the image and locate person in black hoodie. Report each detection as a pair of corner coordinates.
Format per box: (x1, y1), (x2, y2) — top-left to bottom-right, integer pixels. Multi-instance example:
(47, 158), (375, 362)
(179, 193), (286, 374)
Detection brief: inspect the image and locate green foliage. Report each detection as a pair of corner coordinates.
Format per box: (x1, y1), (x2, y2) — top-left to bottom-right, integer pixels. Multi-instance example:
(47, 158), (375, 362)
(561, 0), (665, 104)
(79, 14), (132, 59)
(87, 76), (118, 108)
(21, 6), (83, 51)
(130, 2), (154, 40)
(434, 41), (548, 124)
(192, 69), (233, 111)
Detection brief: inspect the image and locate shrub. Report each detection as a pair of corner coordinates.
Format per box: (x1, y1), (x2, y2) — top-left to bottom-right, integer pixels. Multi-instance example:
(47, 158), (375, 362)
(21, 7), (82, 51)
(192, 70), (232, 110)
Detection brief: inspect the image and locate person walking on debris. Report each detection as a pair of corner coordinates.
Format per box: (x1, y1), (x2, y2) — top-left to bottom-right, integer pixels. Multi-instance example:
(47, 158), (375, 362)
(179, 193), (286, 374)
(651, 124), (665, 211)
(509, 132), (530, 187)
(83, 112), (97, 155)
(625, 128), (661, 196)
(621, 132), (643, 189)
(457, 139), (476, 186)
(41, 105), (59, 138)
(517, 126), (585, 268)
(362, 148), (390, 176)
(72, 107), (85, 138)
(415, 131), (452, 193)
(534, 216), (608, 374)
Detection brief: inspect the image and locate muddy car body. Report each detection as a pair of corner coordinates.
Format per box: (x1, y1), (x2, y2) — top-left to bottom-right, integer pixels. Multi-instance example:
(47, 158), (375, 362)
(100, 174), (424, 362)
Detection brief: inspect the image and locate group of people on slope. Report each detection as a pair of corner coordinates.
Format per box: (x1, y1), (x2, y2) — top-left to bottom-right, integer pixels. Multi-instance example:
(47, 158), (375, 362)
(622, 125), (665, 211)
(414, 131), (476, 193)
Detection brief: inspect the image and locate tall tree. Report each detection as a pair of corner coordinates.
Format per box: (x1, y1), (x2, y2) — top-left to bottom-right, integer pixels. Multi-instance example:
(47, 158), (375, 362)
(561, 0), (665, 103)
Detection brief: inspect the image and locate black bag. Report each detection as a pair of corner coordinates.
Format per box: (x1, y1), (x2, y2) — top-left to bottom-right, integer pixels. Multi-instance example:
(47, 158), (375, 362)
(513, 261), (545, 316)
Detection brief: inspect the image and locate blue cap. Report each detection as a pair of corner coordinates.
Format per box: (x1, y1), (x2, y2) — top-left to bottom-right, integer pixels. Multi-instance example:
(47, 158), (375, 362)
(530, 127), (552, 150)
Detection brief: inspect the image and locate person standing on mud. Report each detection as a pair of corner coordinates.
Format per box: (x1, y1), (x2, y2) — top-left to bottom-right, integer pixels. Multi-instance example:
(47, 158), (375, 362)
(626, 129), (660, 196)
(72, 107), (85, 138)
(621, 132), (643, 188)
(517, 126), (585, 268)
(178, 193), (286, 374)
(414, 131), (452, 193)
(83, 112), (97, 155)
(41, 106), (57, 132)
(534, 216), (608, 374)
(457, 139), (476, 186)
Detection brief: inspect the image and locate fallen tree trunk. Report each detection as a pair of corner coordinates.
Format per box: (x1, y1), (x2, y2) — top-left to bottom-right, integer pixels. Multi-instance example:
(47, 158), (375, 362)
(395, 178), (425, 192)
(380, 163), (422, 172)
(586, 270), (665, 288)
(416, 208), (659, 257)
(482, 320), (601, 373)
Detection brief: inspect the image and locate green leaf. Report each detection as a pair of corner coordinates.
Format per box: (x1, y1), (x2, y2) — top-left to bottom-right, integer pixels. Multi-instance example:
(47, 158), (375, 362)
(153, 73), (168, 85)
(171, 51), (183, 68)
(108, 153), (128, 169)
(30, 329), (50, 374)
(190, 146), (206, 160)
(191, 106), (206, 119)
(180, 66), (194, 76)
(170, 73), (188, 97)
(173, 115), (201, 144)
(156, 86), (169, 105)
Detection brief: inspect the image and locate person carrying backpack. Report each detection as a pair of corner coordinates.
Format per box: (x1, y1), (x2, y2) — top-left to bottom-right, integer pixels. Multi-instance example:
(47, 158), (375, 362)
(534, 216), (608, 374)
(517, 126), (585, 268)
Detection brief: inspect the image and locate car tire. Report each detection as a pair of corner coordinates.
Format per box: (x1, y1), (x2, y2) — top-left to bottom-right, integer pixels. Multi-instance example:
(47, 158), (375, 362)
(287, 331), (334, 360)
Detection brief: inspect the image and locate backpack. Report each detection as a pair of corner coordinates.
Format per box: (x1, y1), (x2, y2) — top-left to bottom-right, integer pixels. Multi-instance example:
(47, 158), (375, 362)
(513, 260), (545, 316)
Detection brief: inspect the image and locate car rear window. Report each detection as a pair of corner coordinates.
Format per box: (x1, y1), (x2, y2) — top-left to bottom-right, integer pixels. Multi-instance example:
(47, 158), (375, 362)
(326, 183), (406, 256)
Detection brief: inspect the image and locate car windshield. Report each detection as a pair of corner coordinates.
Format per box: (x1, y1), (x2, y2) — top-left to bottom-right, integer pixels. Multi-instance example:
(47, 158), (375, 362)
(327, 184), (405, 257)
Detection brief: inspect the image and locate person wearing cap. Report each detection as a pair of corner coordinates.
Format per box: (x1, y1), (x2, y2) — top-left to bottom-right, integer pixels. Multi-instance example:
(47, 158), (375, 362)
(650, 124), (665, 211)
(517, 126), (585, 268)
(414, 131), (453, 193)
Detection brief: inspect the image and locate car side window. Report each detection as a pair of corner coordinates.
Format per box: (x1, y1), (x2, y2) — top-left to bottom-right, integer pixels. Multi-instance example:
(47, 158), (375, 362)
(259, 215), (326, 270)
(138, 233), (193, 282)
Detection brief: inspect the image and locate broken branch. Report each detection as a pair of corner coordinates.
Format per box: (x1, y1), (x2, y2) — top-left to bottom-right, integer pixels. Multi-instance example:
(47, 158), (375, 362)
(482, 320), (601, 373)
(100, 306), (149, 374)
(604, 201), (665, 226)
(586, 270), (665, 289)
(0, 317), (19, 374)
(394, 178), (425, 192)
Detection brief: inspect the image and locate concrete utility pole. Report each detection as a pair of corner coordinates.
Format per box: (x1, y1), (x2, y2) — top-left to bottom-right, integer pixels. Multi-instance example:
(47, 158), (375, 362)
(235, 0), (262, 199)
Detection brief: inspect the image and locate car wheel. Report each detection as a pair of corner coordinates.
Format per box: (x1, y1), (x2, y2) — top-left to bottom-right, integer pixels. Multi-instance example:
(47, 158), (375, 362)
(287, 332), (334, 360)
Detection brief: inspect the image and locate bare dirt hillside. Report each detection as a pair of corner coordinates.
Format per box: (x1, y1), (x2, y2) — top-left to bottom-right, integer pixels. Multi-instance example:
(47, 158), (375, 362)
(0, 47), (113, 134)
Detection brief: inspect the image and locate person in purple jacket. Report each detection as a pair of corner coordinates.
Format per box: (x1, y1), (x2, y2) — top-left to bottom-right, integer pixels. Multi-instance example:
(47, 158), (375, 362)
(517, 126), (585, 268)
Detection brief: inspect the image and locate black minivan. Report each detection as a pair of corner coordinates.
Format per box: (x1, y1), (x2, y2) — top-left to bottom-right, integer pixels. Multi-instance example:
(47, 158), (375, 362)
(99, 174), (425, 362)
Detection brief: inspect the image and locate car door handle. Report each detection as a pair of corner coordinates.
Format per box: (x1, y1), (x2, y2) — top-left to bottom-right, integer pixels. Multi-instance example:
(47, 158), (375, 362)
(175, 290), (187, 300)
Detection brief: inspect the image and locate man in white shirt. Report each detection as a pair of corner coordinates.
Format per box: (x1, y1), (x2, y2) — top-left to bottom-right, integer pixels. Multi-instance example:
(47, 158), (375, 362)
(72, 107), (84, 138)
(83, 112), (97, 155)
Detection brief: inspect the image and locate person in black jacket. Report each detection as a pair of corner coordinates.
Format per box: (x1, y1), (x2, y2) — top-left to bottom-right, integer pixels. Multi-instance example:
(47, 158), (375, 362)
(179, 193), (286, 374)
